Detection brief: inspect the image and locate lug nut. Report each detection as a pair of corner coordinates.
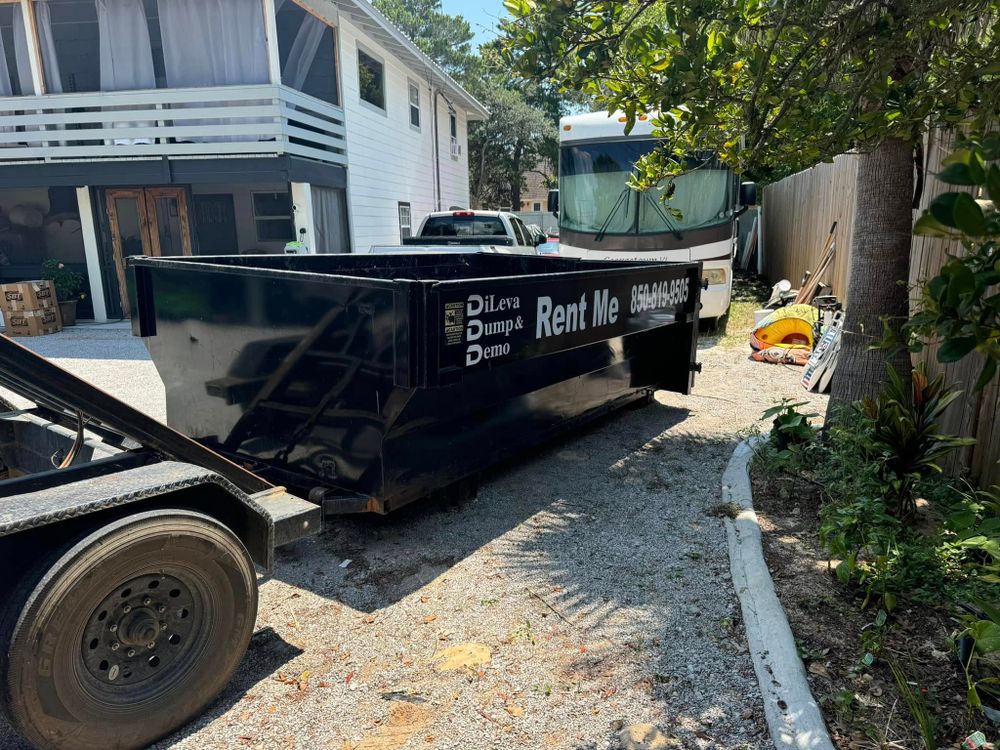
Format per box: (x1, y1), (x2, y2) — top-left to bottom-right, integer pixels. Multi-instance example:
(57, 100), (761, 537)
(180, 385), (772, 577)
(160, 622), (168, 631)
(111, 642), (120, 651)
(127, 648), (136, 657)
(109, 624), (118, 633)
(123, 605), (132, 614)
(147, 642), (156, 650)
(157, 605), (166, 614)
(143, 597), (152, 606)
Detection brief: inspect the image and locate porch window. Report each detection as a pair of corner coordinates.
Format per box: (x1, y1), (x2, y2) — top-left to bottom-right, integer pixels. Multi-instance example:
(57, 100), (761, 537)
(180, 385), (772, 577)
(16, 0), (267, 96)
(0, 4), (30, 96)
(252, 191), (295, 243)
(357, 47), (384, 110)
(156, 0), (268, 88)
(276, 0), (338, 106)
(24, 0), (155, 94)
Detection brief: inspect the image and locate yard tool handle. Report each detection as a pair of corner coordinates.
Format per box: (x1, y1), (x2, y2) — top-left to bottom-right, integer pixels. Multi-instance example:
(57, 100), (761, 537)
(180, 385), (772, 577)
(0, 333), (272, 494)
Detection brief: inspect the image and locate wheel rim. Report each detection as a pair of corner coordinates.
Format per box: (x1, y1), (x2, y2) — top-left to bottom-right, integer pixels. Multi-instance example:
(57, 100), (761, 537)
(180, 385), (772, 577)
(80, 572), (204, 699)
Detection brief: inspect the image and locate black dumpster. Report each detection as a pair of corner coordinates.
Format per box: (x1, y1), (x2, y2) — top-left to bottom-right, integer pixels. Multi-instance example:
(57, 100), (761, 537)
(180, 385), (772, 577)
(131, 253), (701, 513)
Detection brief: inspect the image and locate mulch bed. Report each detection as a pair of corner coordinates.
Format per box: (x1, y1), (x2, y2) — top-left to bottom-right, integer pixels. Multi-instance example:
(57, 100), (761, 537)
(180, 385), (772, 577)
(749, 466), (986, 750)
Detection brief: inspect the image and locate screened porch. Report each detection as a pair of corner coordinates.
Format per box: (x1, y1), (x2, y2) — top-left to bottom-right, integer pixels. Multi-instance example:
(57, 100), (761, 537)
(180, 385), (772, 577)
(0, 0), (346, 165)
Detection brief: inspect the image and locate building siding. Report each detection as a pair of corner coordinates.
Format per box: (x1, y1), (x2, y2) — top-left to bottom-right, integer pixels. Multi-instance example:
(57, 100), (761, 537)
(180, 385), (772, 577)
(338, 15), (471, 250)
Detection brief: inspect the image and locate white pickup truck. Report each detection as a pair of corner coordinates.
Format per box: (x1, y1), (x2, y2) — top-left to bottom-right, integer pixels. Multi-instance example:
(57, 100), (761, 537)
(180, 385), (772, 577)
(370, 210), (544, 254)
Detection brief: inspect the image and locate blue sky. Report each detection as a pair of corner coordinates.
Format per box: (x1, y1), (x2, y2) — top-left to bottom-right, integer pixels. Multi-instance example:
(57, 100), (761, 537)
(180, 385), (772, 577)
(440, 0), (507, 47)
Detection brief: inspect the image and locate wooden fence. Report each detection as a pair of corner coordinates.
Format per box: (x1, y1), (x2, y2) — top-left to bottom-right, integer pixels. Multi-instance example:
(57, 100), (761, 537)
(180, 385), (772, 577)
(762, 129), (1000, 486)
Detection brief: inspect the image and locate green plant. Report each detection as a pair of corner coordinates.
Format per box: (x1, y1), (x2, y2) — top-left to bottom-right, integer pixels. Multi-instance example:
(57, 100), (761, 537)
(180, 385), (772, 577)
(40, 259), (87, 303)
(955, 600), (1000, 715)
(904, 134), (1000, 391)
(888, 659), (938, 750)
(821, 495), (900, 595)
(761, 399), (818, 453)
(945, 485), (1000, 586)
(859, 366), (975, 519)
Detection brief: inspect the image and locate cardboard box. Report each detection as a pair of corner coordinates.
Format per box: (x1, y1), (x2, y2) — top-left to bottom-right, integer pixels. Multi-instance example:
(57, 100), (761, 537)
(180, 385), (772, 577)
(1, 280), (57, 312)
(2, 307), (62, 337)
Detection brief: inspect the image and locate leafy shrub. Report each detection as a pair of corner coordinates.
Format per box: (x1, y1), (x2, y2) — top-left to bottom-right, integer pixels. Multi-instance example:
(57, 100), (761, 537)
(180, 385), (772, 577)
(859, 366), (974, 519)
(905, 134), (1000, 391)
(955, 599), (1000, 714)
(816, 371), (978, 607)
(40, 259), (87, 302)
(761, 399), (818, 452)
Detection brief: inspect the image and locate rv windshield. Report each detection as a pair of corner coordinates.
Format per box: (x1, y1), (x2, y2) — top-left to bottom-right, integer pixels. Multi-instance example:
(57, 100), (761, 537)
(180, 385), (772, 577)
(560, 140), (734, 237)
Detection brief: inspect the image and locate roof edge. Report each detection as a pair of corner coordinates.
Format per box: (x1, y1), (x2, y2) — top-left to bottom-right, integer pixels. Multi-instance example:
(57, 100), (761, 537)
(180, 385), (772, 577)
(343, 0), (490, 120)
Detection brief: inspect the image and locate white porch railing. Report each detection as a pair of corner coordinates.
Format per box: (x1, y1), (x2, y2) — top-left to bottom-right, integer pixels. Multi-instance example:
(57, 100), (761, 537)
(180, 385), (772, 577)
(0, 84), (346, 167)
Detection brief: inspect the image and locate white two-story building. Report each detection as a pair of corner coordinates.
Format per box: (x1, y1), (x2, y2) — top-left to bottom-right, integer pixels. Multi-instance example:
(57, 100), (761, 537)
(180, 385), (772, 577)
(0, 0), (487, 320)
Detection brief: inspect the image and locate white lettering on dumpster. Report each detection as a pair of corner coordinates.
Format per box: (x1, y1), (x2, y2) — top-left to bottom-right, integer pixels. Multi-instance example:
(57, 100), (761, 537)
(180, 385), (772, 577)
(592, 289), (619, 328)
(536, 293), (589, 338)
(538, 290), (622, 340)
(466, 342), (511, 366)
(463, 291), (523, 367)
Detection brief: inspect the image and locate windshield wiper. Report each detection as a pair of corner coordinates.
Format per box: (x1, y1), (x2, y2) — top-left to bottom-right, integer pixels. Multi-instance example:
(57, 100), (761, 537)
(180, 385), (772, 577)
(594, 187), (631, 242)
(642, 192), (683, 240)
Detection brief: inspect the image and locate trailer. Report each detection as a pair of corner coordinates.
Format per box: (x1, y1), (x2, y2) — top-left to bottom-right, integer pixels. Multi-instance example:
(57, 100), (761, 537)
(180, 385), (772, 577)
(1, 253), (700, 749)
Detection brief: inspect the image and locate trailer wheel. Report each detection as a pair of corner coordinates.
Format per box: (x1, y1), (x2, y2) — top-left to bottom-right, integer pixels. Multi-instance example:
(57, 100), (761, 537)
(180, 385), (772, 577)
(0, 510), (258, 750)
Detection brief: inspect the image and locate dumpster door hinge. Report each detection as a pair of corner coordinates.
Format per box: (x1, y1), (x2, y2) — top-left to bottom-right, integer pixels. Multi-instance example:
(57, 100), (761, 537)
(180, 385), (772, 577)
(690, 361), (703, 373)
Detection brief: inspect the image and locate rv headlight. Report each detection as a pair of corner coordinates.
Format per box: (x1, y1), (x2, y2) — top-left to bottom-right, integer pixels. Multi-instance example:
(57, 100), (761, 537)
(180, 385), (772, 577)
(703, 268), (728, 286)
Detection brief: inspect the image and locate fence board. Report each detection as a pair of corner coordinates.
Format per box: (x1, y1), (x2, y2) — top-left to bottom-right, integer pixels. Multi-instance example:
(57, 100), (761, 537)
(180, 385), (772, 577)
(762, 129), (999, 485)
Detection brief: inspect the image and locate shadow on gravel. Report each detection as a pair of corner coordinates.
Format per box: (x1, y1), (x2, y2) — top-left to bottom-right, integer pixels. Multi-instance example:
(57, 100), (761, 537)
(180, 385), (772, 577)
(151, 628), (302, 749)
(268, 399), (693, 614)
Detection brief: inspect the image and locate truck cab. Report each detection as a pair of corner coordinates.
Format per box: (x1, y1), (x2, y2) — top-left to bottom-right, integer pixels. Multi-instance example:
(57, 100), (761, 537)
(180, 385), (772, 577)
(369, 210), (543, 254)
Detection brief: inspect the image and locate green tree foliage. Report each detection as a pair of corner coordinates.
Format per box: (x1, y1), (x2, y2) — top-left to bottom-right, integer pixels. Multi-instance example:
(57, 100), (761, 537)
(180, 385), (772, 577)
(501, 0), (998, 185)
(903, 134), (1000, 390)
(502, 0), (999, 403)
(372, 0), (478, 80)
(468, 84), (554, 208)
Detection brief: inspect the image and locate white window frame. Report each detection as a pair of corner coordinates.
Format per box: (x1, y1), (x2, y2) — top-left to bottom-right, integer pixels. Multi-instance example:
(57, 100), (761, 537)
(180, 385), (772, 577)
(356, 42), (386, 114)
(407, 79), (421, 130)
(449, 110), (459, 159)
(398, 201), (412, 240)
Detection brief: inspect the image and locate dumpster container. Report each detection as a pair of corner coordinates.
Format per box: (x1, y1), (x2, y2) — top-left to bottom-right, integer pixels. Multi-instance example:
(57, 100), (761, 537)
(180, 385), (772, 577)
(131, 253), (701, 513)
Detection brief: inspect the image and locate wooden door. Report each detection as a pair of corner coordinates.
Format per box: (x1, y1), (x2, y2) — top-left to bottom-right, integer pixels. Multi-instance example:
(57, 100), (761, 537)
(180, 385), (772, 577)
(106, 187), (192, 317)
(144, 188), (194, 258)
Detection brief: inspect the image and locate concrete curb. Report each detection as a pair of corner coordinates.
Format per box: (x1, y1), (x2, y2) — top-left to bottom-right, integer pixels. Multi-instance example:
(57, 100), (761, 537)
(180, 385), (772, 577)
(723, 439), (836, 750)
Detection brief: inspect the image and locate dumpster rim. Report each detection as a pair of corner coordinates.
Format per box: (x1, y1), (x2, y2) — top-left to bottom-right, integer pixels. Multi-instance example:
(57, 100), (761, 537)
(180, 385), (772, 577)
(129, 254), (699, 290)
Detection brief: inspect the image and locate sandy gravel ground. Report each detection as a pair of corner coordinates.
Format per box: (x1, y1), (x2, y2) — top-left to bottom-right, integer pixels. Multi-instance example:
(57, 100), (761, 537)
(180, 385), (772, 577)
(1, 325), (827, 750)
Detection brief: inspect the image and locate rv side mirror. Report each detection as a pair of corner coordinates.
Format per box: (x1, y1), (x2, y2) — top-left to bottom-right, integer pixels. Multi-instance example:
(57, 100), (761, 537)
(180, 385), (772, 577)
(547, 189), (559, 217)
(739, 181), (758, 207)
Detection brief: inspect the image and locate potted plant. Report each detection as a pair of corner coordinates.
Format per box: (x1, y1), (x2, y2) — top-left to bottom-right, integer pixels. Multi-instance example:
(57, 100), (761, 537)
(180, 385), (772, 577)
(41, 259), (88, 326)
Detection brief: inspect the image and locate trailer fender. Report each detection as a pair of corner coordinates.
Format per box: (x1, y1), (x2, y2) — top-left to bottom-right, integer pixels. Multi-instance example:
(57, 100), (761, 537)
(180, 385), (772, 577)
(0, 461), (274, 571)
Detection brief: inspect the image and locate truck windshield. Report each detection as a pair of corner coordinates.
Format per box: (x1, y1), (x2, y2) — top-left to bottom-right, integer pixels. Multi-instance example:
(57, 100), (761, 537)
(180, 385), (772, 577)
(560, 140), (734, 237)
(421, 216), (507, 237)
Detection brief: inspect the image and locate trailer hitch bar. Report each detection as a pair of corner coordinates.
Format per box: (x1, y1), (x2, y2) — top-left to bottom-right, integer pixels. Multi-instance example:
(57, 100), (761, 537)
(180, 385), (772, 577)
(0, 334), (271, 494)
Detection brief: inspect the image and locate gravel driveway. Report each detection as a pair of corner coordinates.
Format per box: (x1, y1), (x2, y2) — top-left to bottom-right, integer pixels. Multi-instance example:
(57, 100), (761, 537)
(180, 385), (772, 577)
(1, 324), (828, 750)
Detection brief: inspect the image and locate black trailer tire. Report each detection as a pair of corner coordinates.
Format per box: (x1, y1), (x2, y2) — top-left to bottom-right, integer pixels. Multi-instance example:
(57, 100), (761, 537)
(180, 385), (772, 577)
(0, 510), (258, 750)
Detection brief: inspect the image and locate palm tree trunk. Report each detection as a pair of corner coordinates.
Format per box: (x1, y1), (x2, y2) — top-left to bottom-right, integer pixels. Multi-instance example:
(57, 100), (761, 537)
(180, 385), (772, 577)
(828, 136), (914, 413)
